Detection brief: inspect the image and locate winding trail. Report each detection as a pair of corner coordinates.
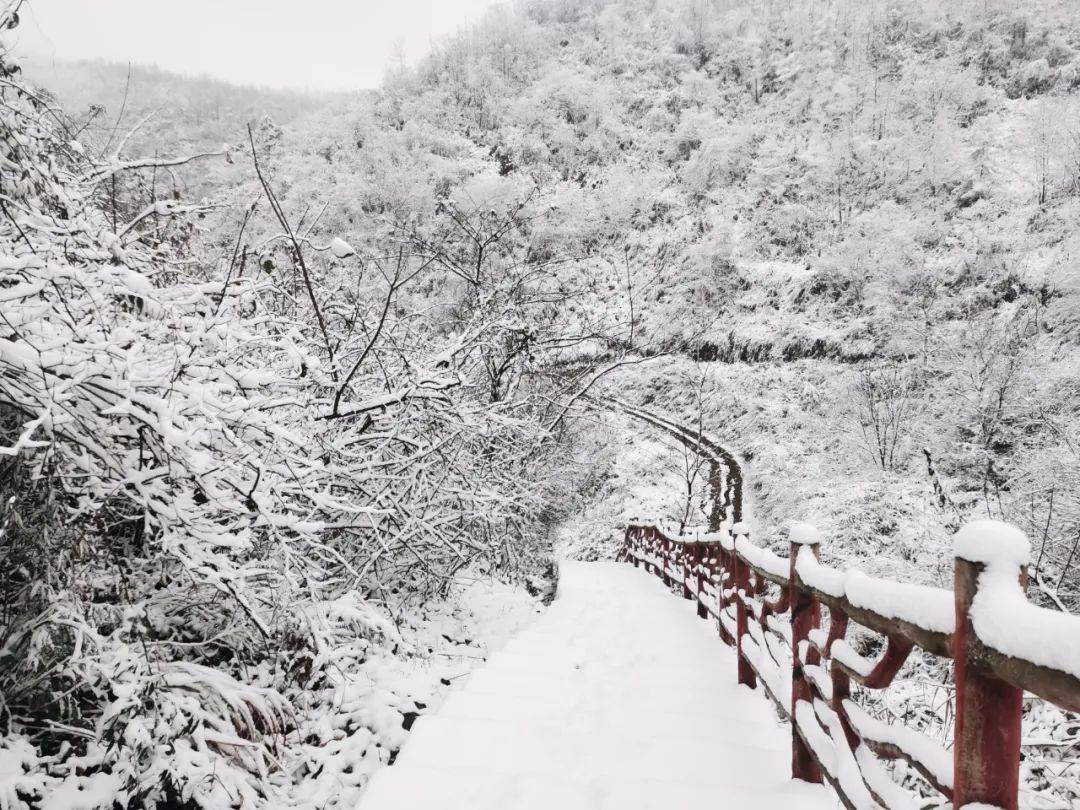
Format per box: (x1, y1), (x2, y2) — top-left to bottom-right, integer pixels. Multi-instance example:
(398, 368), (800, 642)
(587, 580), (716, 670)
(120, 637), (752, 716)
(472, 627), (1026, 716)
(360, 562), (839, 809)
(602, 396), (745, 528)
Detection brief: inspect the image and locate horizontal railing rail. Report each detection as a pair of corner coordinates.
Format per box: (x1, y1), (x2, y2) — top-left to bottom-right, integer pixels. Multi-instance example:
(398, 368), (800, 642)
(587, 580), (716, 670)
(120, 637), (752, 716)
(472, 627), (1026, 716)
(623, 518), (1080, 810)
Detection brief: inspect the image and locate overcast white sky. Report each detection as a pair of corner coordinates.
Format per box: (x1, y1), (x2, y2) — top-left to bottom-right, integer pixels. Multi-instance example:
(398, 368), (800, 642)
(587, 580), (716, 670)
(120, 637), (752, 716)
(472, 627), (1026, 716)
(14, 0), (505, 91)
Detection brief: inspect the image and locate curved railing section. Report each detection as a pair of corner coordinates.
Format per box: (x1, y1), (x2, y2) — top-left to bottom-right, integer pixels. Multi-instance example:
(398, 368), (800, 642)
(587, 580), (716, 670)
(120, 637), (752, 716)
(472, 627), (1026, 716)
(599, 396), (744, 530)
(623, 499), (1080, 810)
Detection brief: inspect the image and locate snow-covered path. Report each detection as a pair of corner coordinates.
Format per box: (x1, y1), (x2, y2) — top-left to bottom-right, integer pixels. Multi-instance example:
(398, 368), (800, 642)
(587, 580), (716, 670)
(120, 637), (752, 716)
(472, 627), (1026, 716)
(360, 561), (839, 809)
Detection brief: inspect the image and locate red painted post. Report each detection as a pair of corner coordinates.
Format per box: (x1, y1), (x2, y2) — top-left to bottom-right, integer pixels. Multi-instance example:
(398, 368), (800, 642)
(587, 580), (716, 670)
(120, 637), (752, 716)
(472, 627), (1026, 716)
(789, 522), (824, 784)
(682, 538), (694, 600)
(952, 521), (1030, 810)
(717, 540), (735, 646)
(695, 542), (708, 619)
(659, 529), (665, 581)
(662, 532), (673, 588)
(732, 523), (757, 688)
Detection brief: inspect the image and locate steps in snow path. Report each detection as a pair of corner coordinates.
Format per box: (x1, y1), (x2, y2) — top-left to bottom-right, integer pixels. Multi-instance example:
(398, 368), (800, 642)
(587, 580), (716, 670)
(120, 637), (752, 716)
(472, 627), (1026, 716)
(360, 561), (840, 809)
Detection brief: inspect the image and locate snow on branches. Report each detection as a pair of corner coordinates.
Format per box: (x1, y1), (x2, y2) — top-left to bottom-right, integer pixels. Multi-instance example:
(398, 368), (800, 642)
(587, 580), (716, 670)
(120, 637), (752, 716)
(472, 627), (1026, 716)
(0, 30), (561, 810)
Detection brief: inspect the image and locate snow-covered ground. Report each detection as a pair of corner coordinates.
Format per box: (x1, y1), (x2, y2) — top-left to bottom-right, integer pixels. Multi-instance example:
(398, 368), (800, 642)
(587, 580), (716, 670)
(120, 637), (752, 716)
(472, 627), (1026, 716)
(296, 574), (544, 809)
(359, 561), (839, 809)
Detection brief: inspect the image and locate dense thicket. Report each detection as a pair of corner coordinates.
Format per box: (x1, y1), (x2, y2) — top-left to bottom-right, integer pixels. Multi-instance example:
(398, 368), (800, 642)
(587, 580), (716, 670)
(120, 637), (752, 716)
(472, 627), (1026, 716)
(0, 4), (628, 807)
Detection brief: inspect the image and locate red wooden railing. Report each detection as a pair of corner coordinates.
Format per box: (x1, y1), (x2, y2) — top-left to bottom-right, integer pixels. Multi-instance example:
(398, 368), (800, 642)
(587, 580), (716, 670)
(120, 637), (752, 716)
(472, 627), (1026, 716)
(621, 519), (1080, 809)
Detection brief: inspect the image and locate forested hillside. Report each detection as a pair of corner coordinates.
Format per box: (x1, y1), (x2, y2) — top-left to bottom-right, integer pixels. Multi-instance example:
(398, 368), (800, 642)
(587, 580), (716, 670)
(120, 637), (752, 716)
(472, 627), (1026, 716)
(18, 56), (336, 196)
(4, 0), (1080, 807)
(225, 0), (1080, 601)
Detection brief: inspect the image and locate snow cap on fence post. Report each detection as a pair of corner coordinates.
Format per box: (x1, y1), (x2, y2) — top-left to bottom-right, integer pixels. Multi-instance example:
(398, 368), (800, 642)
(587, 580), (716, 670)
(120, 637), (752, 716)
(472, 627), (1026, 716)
(953, 519), (1030, 568)
(788, 522), (822, 546)
(731, 521), (750, 538)
(952, 519), (1029, 810)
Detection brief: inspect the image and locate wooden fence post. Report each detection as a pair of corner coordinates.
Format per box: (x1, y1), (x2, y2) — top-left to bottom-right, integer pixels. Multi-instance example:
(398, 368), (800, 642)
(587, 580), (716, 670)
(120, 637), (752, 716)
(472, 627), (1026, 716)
(662, 532), (673, 588)
(953, 520), (1030, 810)
(695, 542), (708, 619)
(681, 539), (694, 600)
(717, 537), (735, 646)
(789, 522), (824, 784)
(731, 522), (757, 688)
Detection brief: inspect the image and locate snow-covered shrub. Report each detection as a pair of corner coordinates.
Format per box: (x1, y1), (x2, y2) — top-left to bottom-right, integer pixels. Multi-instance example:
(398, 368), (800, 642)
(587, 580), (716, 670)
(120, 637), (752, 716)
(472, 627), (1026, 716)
(0, 18), (565, 806)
